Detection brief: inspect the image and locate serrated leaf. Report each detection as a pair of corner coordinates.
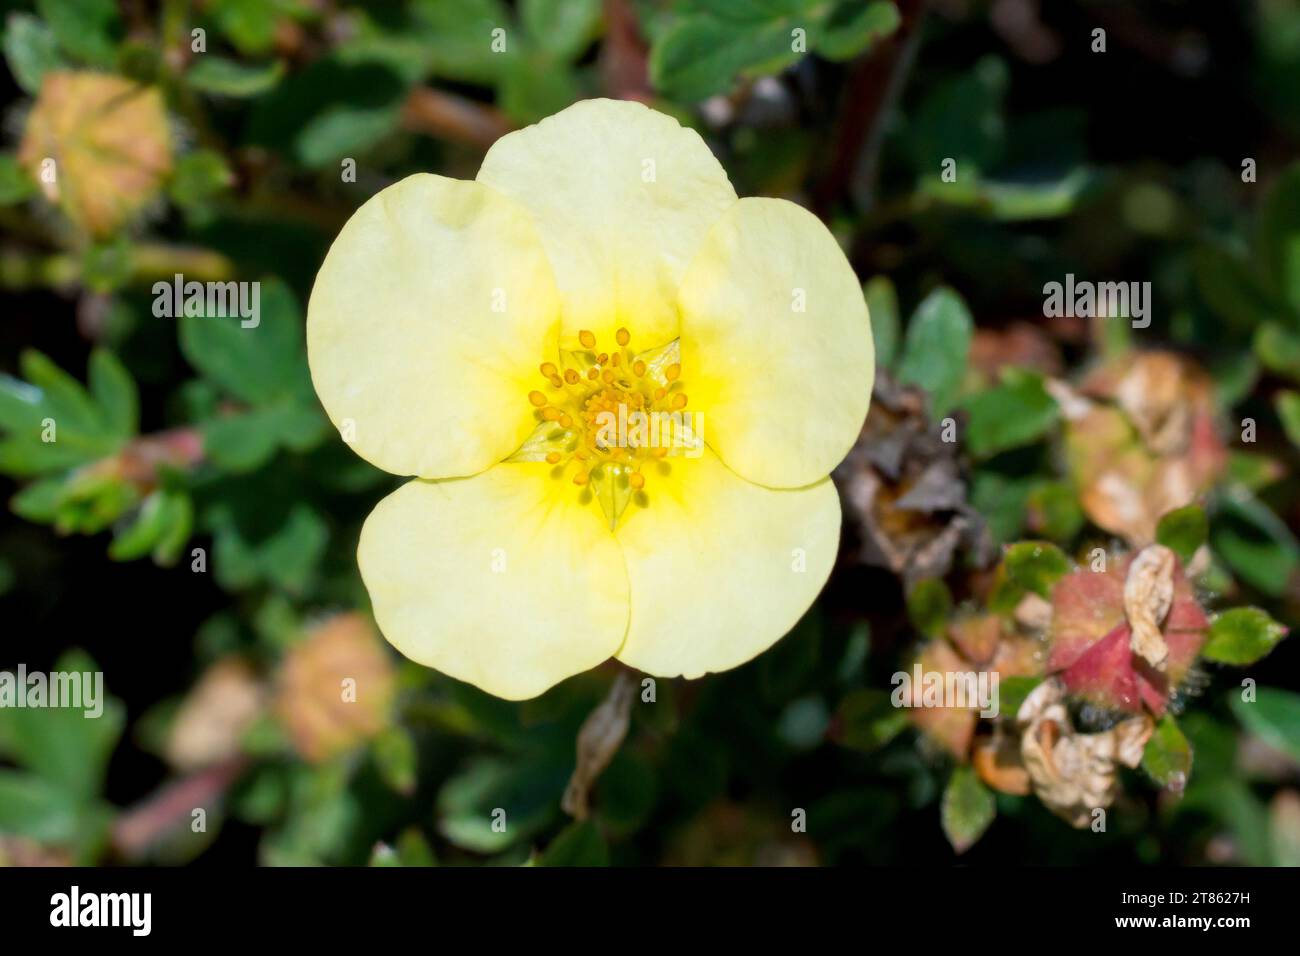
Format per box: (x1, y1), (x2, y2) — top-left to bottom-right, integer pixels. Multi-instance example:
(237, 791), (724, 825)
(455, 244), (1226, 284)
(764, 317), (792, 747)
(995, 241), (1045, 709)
(179, 278), (312, 405)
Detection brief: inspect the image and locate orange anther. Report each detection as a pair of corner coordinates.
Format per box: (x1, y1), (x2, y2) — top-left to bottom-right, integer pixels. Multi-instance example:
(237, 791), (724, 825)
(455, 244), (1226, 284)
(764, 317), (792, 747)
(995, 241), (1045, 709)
(579, 330), (596, 349)
(528, 391), (547, 407)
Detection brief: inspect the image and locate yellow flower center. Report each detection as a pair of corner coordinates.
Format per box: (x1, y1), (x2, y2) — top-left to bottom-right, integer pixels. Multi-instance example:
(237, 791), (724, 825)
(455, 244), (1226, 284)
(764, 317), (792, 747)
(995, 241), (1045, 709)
(516, 327), (700, 527)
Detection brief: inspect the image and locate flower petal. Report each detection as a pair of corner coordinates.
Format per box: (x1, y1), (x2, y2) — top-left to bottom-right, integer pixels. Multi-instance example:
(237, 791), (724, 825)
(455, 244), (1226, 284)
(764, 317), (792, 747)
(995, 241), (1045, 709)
(477, 98), (736, 348)
(614, 450), (840, 677)
(679, 198), (873, 488)
(359, 464), (629, 700)
(308, 174), (560, 479)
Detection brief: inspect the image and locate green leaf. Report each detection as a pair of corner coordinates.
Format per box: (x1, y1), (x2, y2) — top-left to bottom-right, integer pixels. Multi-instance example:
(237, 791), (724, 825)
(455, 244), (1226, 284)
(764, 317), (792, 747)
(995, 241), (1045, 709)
(651, 13), (800, 101)
(1142, 714), (1192, 790)
(36, 0), (121, 67)
(211, 0), (281, 56)
(372, 726), (418, 795)
(209, 498), (328, 594)
(1001, 540), (1070, 598)
(863, 275), (899, 368)
(1194, 243), (1276, 332)
(0, 650), (125, 801)
(1276, 390), (1300, 447)
(411, 0), (513, 85)
(520, 0), (600, 61)
(1155, 504), (1208, 565)
(497, 53), (581, 125)
(0, 351), (130, 477)
(905, 54), (1007, 176)
(436, 754), (558, 853)
(3, 12), (67, 94)
(1025, 480), (1084, 542)
(816, 0), (900, 61)
(540, 820), (609, 866)
(0, 770), (82, 843)
(1257, 162), (1300, 313)
(896, 287), (973, 416)
(186, 56), (285, 96)
(1254, 321), (1300, 382)
(202, 400), (327, 473)
(87, 349), (138, 438)
(1203, 607), (1289, 665)
(960, 369), (1058, 457)
(108, 488), (191, 564)
(179, 278), (313, 405)
(997, 676), (1041, 719)
(1231, 687), (1300, 764)
(906, 578), (952, 638)
(0, 153), (37, 205)
(940, 765), (995, 854)
(1211, 487), (1300, 596)
(833, 689), (909, 753)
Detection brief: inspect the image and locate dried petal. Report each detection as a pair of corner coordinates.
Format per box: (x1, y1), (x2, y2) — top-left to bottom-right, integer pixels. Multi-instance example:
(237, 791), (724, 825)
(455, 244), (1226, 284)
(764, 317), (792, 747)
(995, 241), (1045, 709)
(1123, 544), (1175, 670)
(561, 671), (636, 820)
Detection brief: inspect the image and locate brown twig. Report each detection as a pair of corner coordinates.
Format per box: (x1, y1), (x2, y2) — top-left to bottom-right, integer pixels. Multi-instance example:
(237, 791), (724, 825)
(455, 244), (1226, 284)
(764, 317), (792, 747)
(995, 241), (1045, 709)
(812, 0), (928, 216)
(600, 0), (652, 101)
(401, 88), (514, 150)
(111, 755), (249, 860)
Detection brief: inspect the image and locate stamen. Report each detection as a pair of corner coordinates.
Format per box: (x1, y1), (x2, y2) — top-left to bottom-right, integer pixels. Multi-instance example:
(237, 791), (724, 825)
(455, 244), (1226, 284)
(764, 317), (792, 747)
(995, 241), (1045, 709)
(579, 330), (596, 349)
(564, 368), (580, 385)
(540, 362), (558, 378)
(665, 363), (681, 382)
(545, 452), (562, 464)
(616, 327), (630, 346)
(632, 360), (646, 377)
(671, 393), (688, 410)
(573, 469), (590, 486)
(628, 472), (645, 490)
(528, 390), (547, 407)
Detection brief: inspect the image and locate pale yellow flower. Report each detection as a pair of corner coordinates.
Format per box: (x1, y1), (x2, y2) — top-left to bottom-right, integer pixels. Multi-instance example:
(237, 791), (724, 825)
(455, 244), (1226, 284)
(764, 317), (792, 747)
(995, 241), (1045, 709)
(308, 99), (872, 700)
